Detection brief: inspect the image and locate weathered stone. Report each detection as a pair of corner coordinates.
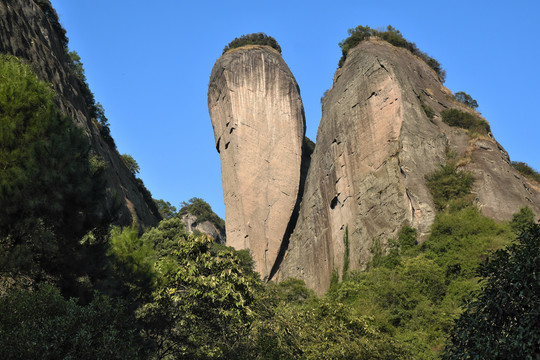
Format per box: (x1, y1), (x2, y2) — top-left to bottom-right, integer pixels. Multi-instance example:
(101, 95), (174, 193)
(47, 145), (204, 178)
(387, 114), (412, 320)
(208, 45), (305, 279)
(181, 213), (225, 244)
(277, 39), (540, 294)
(0, 0), (160, 226)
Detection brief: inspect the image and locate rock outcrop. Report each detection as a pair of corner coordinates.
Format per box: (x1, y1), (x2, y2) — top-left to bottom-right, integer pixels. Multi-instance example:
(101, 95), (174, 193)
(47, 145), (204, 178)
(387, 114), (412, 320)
(181, 213), (226, 244)
(0, 0), (160, 226)
(276, 39), (540, 293)
(208, 45), (306, 280)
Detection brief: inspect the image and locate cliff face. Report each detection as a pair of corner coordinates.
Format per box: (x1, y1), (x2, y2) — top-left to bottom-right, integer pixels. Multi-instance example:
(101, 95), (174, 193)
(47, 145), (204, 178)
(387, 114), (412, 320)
(276, 39), (540, 293)
(208, 45), (306, 280)
(0, 0), (160, 226)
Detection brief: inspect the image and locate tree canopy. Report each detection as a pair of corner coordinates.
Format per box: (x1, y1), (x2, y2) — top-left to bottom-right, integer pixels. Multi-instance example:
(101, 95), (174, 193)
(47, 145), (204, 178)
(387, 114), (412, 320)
(223, 33), (282, 54)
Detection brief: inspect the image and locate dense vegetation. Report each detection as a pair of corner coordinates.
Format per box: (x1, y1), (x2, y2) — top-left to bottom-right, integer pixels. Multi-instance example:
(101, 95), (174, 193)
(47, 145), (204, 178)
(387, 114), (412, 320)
(512, 161), (540, 184)
(0, 55), (111, 293)
(338, 25), (446, 81)
(441, 108), (491, 135)
(223, 33), (281, 54)
(444, 222), (540, 359)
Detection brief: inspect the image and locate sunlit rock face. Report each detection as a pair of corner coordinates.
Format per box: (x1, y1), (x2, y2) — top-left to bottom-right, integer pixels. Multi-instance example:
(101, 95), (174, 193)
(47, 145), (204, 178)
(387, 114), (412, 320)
(276, 39), (540, 294)
(208, 45), (305, 280)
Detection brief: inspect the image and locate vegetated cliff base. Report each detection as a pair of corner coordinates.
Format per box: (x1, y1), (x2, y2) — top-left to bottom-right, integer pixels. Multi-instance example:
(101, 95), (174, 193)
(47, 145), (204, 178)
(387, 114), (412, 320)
(276, 39), (540, 294)
(208, 45), (306, 280)
(0, 0), (159, 226)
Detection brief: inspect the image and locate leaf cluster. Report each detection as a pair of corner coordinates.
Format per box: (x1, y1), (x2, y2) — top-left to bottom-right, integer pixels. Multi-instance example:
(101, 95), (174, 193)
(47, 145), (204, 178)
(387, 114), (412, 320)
(338, 25), (446, 81)
(223, 33), (282, 54)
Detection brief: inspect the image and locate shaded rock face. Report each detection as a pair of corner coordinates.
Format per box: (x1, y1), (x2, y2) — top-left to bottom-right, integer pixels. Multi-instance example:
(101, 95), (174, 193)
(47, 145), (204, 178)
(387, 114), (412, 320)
(208, 45), (306, 280)
(181, 213), (225, 244)
(0, 0), (160, 226)
(276, 39), (540, 294)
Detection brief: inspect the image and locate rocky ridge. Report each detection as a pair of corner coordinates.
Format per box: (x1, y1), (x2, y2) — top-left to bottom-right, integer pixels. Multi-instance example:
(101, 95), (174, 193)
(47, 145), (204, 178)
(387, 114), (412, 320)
(275, 39), (540, 293)
(0, 0), (160, 227)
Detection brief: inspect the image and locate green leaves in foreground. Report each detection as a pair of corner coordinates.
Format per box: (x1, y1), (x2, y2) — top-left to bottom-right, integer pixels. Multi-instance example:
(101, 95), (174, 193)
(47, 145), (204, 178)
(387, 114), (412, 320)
(444, 223), (540, 359)
(0, 284), (143, 360)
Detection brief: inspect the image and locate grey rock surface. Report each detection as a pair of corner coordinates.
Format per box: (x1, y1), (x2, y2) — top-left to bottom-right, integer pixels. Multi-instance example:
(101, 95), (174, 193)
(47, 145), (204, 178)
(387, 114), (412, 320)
(208, 45), (306, 280)
(277, 39), (540, 294)
(0, 0), (160, 227)
(181, 213), (225, 244)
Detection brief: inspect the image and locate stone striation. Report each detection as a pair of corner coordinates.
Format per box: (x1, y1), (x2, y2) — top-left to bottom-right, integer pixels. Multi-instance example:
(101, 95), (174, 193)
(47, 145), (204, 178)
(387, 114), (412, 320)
(208, 45), (306, 280)
(0, 0), (160, 226)
(276, 39), (540, 294)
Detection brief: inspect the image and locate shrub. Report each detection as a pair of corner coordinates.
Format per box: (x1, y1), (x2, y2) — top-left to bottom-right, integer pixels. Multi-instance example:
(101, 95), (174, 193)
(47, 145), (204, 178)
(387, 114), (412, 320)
(512, 161), (540, 184)
(425, 163), (475, 211)
(223, 33), (281, 54)
(441, 108), (490, 135)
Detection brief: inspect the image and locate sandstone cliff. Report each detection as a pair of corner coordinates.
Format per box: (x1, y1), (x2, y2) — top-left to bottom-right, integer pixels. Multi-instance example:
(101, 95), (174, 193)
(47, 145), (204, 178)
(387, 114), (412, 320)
(276, 39), (540, 293)
(0, 0), (160, 226)
(208, 45), (306, 280)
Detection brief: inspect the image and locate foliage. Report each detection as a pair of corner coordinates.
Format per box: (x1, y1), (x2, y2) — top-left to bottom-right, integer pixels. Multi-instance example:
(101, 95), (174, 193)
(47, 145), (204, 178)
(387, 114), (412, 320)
(179, 197), (226, 235)
(138, 226), (264, 359)
(441, 108), (490, 135)
(443, 223), (540, 359)
(510, 206), (536, 233)
(425, 162), (475, 211)
(338, 25), (446, 81)
(454, 91), (479, 109)
(512, 161), (540, 184)
(0, 284), (144, 360)
(0, 55), (109, 280)
(121, 153), (140, 175)
(223, 33), (281, 54)
(154, 199), (178, 220)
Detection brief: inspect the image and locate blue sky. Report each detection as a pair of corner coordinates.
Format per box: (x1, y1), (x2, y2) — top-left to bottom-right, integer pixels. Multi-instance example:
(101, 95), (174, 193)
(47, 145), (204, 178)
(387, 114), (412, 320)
(50, 0), (540, 219)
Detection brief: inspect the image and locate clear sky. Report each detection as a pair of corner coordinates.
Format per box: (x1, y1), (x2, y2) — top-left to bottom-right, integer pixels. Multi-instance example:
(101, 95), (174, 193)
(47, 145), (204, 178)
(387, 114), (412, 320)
(50, 0), (540, 219)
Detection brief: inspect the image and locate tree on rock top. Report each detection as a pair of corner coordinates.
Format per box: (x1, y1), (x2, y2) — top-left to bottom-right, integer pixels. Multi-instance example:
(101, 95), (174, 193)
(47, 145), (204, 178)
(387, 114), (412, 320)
(223, 32), (282, 54)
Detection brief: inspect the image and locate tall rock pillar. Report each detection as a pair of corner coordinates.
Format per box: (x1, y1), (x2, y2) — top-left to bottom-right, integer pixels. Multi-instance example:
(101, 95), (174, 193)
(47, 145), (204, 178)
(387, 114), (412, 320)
(208, 45), (305, 280)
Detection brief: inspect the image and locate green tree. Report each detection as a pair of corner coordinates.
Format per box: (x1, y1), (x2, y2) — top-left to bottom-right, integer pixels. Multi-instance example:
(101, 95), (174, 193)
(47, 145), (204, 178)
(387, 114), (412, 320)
(444, 223), (540, 359)
(154, 199), (178, 220)
(0, 55), (109, 276)
(138, 227), (264, 359)
(121, 153), (140, 175)
(454, 91), (479, 109)
(0, 284), (144, 360)
(441, 108), (490, 135)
